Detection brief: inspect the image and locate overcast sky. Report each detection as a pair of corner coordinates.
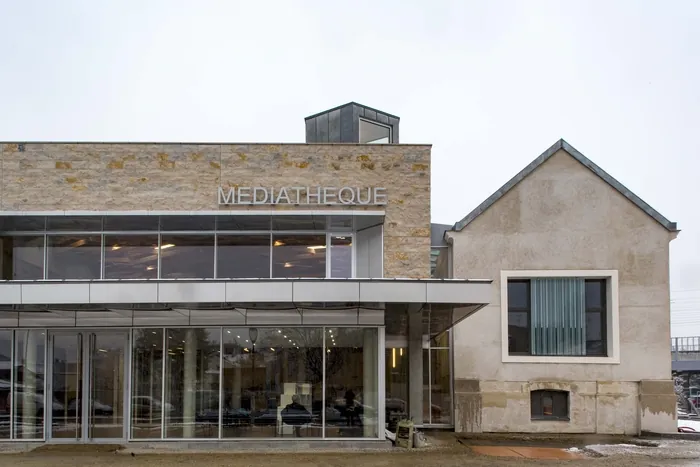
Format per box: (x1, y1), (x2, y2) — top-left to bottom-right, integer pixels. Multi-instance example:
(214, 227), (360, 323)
(0, 0), (698, 335)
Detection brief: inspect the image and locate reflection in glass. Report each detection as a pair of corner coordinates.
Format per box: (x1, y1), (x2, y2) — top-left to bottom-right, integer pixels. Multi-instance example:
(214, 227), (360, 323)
(385, 347), (408, 425)
(1, 236), (44, 280)
(429, 349), (452, 424)
(330, 235), (352, 278)
(359, 119), (391, 144)
(325, 328), (378, 438)
(422, 349), (430, 423)
(131, 329), (164, 439)
(47, 235), (101, 279)
(0, 331), (11, 439)
(217, 235), (270, 279)
(14, 330), (46, 439)
(103, 216), (159, 231)
(0, 216), (45, 231)
(89, 333), (126, 439)
(164, 328), (221, 438)
(47, 216), (102, 231)
(271, 216), (326, 231)
(160, 235), (215, 279)
(272, 235), (326, 278)
(222, 328), (323, 438)
(217, 216), (270, 231)
(51, 333), (83, 439)
(104, 235), (158, 279)
(159, 216), (215, 231)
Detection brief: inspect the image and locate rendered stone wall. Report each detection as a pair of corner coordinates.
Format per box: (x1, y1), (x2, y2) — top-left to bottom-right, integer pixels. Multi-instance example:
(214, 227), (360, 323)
(0, 142), (432, 278)
(449, 149), (677, 434)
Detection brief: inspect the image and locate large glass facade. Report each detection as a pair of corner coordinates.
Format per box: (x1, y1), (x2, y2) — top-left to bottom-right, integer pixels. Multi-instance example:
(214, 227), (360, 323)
(14, 330), (46, 440)
(325, 328), (378, 438)
(0, 215), (360, 280)
(164, 328), (220, 438)
(131, 329), (164, 439)
(222, 327), (324, 438)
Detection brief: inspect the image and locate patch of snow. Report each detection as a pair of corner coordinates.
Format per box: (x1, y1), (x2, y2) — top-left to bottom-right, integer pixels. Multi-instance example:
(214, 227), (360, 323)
(565, 447), (581, 453)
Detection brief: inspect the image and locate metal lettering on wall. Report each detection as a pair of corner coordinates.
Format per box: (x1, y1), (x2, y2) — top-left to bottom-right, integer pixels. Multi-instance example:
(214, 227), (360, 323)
(218, 186), (388, 206)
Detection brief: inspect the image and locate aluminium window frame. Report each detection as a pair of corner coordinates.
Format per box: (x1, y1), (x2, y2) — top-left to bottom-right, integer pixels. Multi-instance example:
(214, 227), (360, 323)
(500, 270), (620, 365)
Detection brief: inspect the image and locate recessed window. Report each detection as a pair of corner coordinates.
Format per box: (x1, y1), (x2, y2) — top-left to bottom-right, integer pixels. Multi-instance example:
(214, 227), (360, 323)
(359, 119), (391, 144)
(507, 278), (608, 357)
(531, 390), (569, 420)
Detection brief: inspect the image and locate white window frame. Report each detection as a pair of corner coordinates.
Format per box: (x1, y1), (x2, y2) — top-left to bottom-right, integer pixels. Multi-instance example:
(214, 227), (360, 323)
(500, 270), (620, 364)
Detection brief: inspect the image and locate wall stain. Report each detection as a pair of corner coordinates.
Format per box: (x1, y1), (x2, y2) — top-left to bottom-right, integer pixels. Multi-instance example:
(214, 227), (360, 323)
(55, 161), (72, 169)
(65, 177), (79, 184)
(361, 162), (375, 170)
(157, 153), (175, 169)
(412, 163), (429, 172)
(210, 162), (221, 169)
(189, 153), (202, 161)
(107, 160), (124, 169)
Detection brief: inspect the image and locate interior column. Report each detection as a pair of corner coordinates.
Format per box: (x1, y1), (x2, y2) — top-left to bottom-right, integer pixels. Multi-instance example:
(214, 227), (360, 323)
(408, 304), (424, 425)
(183, 329), (197, 438)
(22, 331), (37, 438)
(363, 329), (378, 437)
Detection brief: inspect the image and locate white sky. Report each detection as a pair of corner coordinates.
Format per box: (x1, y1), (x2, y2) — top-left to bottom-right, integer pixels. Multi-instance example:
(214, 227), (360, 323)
(0, 0), (698, 336)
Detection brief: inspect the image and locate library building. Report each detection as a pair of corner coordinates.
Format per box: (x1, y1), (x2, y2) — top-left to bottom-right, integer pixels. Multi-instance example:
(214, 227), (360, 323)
(0, 102), (678, 445)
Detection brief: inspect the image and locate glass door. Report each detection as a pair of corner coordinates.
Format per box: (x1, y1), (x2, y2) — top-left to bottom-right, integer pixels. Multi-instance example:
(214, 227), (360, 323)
(50, 333), (83, 439)
(87, 332), (127, 439)
(48, 331), (128, 441)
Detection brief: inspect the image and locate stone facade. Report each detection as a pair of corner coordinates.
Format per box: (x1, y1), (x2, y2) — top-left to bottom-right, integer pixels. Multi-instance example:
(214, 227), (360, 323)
(0, 142), (432, 278)
(448, 149), (677, 434)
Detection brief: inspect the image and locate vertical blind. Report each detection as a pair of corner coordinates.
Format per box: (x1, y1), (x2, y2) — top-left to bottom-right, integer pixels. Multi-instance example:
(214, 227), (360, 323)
(530, 278), (586, 356)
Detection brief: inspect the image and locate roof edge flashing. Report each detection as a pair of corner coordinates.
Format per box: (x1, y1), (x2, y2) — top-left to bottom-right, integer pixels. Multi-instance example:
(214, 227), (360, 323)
(452, 138), (678, 233)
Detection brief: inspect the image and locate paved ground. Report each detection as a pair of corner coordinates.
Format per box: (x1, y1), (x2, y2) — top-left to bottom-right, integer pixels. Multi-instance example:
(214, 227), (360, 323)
(1, 444), (700, 467)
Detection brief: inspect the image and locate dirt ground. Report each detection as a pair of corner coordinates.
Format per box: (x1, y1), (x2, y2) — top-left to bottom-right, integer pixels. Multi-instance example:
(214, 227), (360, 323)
(0, 449), (699, 467)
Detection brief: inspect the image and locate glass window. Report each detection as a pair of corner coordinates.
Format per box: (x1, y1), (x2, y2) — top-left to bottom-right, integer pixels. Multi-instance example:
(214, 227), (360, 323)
(271, 216), (326, 231)
(531, 390), (569, 420)
(104, 235), (158, 279)
(422, 349), (430, 423)
(160, 235), (215, 279)
(428, 348), (452, 424)
(325, 328), (378, 438)
(272, 235), (326, 278)
(1, 236), (44, 280)
(14, 330), (46, 440)
(222, 327), (323, 438)
(508, 311), (530, 354)
(164, 328), (221, 438)
(217, 216), (271, 231)
(159, 216), (215, 231)
(330, 235), (352, 278)
(47, 216), (102, 231)
(508, 278), (608, 357)
(385, 346), (408, 425)
(103, 216), (159, 231)
(47, 235), (101, 279)
(217, 235), (270, 279)
(0, 216), (45, 232)
(131, 329), (164, 439)
(585, 280), (605, 310)
(507, 280), (530, 310)
(0, 331), (11, 439)
(359, 119), (391, 144)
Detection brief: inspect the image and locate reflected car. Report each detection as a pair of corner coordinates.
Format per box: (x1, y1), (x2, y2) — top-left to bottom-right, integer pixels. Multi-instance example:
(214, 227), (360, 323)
(67, 399), (113, 416)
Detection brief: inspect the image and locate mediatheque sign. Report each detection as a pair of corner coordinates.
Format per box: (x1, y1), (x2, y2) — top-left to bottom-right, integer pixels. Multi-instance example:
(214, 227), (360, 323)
(218, 186), (387, 206)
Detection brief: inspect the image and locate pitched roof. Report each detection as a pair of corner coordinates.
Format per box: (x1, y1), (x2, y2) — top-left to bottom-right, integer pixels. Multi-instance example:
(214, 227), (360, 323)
(452, 139), (678, 232)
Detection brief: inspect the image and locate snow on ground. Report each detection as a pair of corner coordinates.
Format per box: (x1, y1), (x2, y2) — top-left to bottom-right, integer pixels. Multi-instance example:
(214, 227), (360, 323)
(586, 440), (700, 459)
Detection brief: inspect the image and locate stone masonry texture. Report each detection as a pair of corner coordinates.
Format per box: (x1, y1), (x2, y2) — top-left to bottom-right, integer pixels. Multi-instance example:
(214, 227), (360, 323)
(0, 143), (432, 278)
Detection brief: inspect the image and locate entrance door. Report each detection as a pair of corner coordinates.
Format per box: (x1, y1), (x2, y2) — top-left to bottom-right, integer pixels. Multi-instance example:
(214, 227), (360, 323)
(49, 331), (128, 441)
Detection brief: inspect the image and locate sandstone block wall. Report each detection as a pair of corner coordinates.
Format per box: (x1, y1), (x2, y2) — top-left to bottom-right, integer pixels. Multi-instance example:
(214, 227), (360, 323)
(0, 142), (432, 278)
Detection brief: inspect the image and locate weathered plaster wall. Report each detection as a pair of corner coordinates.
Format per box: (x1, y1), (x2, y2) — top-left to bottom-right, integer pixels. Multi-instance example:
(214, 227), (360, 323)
(448, 149), (676, 434)
(0, 142), (432, 278)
